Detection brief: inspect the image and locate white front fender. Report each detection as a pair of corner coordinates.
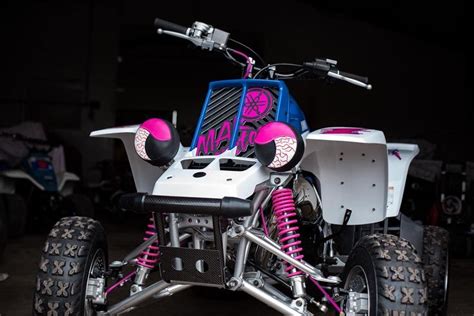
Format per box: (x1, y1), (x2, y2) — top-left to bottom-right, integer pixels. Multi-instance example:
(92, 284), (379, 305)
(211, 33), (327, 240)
(300, 127), (419, 225)
(90, 125), (174, 193)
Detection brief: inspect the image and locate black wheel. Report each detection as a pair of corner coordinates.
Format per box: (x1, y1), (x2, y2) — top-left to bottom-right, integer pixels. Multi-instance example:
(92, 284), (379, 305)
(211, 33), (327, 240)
(64, 194), (95, 218)
(342, 234), (428, 315)
(33, 216), (107, 315)
(422, 226), (449, 315)
(2, 193), (28, 237)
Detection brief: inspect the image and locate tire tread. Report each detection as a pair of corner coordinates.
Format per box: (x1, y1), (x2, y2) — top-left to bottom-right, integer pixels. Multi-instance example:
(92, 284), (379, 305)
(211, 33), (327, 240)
(350, 234), (428, 315)
(33, 216), (106, 315)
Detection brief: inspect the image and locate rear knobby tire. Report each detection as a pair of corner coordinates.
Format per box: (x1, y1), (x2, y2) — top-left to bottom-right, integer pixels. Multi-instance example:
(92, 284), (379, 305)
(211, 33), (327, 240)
(422, 225), (449, 315)
(33, 216), (107, 315)
(343, 234), (428, 315)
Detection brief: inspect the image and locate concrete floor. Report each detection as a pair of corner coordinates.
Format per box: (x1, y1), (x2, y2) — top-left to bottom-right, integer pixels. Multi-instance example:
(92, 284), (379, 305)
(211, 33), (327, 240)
(1, 219), (473, 315)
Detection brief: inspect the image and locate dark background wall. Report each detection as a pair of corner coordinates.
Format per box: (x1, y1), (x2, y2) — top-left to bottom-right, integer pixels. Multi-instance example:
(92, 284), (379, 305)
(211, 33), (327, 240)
(0, 0), (471, 180)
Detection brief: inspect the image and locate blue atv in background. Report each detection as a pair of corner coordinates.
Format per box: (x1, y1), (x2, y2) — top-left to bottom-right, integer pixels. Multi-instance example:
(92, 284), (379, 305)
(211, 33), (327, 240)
(0, 131), (94, 235)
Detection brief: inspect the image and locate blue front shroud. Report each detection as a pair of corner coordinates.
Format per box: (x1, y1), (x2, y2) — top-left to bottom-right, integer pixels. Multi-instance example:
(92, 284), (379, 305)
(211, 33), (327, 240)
(191, 79), (308, 157)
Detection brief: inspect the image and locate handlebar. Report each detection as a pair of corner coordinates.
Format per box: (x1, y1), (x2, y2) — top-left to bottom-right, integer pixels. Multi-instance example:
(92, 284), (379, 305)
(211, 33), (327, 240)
(153, 17), (372, 89)
(154, 18), (188, 35)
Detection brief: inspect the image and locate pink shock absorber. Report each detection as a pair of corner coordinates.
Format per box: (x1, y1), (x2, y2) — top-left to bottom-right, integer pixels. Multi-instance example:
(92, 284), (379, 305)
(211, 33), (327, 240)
(136, 215), (160, 269)
(272, 188), (304, 278)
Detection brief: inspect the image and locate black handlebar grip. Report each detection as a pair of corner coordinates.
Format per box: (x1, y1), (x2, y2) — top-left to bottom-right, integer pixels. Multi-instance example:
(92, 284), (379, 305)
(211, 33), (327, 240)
(154, 18), (188, 35)
(339, 71), (369, 84)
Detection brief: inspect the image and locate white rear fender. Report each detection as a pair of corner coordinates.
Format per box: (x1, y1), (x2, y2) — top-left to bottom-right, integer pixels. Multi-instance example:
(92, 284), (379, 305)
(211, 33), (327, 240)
(90, 126), (186, 193)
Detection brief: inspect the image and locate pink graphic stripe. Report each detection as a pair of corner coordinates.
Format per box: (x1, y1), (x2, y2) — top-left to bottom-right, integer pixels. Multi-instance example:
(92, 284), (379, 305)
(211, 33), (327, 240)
(322, 127), (367, 135)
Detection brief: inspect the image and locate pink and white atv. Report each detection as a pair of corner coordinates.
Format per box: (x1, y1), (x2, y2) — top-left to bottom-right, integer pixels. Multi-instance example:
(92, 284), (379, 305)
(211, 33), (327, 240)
(33, 18), (448, 316)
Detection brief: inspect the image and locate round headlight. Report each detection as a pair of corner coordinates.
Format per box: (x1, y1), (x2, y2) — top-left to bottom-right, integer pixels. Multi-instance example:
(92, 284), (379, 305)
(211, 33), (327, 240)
(254, 122), (304, 172)
(134, 118), (180, 166)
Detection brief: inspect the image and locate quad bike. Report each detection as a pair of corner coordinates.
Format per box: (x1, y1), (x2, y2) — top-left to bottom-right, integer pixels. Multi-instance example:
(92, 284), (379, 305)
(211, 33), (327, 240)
(33, 18), (449, 315)
(0, 132), (94, 234)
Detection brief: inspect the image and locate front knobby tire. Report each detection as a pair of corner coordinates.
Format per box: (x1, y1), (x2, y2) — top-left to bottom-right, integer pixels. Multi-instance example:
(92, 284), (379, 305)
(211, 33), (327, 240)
(343, 234), (428, 315)
(33, 216), (107, 316)
(422, 226), (449, 315)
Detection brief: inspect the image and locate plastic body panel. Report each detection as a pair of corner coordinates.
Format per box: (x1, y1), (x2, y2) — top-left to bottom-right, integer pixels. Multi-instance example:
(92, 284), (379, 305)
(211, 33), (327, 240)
(90, 126), (176, 193)
(152, 151), (270, 199)
(0, 169), (47, 191)
(56, 172), (80, 193)
(90, 124), (270, 199)
(0, 169), (78, 193)
(301, 128), (389, 225)
(386, 143), (419, 217)
(301, 128), (419, 225)
(191, 79), (308, 157)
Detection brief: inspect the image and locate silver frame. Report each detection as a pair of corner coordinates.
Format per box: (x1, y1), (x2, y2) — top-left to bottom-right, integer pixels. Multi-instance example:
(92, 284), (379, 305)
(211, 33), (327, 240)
(97, 174), (359, 316)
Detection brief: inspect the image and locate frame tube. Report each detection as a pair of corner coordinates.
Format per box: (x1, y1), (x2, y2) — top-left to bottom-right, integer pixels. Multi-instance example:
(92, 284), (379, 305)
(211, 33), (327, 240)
(101, 281), (171, 315)
(240, 280), (303, 315)
(243, 230), (339, 284)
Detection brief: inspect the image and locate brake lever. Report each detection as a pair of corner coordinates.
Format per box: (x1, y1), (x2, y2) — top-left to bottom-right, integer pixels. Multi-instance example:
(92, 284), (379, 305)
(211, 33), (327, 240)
(157, 29), (196, 44)
(327, 70), (373, 90)
(303, 59), (372, 90)
(157, 21), (229, 51)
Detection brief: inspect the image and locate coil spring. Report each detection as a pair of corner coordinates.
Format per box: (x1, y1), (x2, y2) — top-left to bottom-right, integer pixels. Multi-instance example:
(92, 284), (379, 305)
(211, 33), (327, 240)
(272, 188), (304, 278)
(136, 215), (160, 269)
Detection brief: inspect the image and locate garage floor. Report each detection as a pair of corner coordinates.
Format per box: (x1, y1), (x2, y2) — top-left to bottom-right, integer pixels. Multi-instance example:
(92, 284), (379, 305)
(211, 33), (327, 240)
(1, 219), (473, 315)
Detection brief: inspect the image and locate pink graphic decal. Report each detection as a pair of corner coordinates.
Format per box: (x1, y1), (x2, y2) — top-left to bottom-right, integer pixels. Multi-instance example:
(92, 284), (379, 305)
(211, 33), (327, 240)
(242, 88), (273, 122)
(140, 118), (171, 141)
(255, 122), (295, 145)
(196, 119), (233, 155)
(134, 127), (151, 160)
(235, 125), (257, 154)
(196, 119), (259, 156)
(321, 127), (368, 135)
(269, 137), (297, 168)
